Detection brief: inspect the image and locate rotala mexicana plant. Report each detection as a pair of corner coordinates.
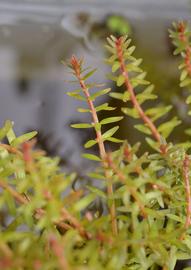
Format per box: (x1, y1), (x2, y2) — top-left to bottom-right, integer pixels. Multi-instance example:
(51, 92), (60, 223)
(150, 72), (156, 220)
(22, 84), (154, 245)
(1, 21), (191, 270)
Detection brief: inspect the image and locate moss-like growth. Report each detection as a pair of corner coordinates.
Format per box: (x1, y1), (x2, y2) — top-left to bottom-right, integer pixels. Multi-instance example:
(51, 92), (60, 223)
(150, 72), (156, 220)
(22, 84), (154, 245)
(1, 21), (191, 269)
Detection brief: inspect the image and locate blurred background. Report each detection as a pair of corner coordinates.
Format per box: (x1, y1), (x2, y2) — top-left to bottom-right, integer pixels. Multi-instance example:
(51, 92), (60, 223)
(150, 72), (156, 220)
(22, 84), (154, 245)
(0, 1), (190, 268)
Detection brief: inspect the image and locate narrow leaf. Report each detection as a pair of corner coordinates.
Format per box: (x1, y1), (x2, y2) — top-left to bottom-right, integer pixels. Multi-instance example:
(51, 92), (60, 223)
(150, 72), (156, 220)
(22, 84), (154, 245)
(82, 153), (101, 161)
(100, 116), (123, 125)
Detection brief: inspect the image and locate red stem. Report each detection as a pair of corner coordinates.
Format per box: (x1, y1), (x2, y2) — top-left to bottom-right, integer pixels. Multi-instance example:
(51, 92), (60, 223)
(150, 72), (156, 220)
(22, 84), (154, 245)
(178, 22), (191, 76)
(70, 56), (118, 236)
(183, 154), (191, 229)
(49, 235), (69, 270)
(115, 38), (166, 154)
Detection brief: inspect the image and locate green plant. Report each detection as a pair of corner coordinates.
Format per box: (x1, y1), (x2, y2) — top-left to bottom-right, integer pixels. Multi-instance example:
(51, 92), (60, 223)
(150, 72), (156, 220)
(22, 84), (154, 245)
(1, 21), (191, 270)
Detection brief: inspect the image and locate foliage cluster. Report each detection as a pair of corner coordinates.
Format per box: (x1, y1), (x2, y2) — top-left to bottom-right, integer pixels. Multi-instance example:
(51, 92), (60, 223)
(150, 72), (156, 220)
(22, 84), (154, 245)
(1, 21), (191, 270)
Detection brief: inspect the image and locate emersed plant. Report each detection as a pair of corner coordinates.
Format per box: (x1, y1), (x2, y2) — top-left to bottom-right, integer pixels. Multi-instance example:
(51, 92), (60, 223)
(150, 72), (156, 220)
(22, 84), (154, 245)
(0, 21), (191, 270)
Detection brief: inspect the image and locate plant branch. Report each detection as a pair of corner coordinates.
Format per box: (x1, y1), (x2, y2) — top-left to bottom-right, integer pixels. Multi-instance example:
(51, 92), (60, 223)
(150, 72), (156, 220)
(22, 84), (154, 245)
(182, 154), (191, 229)
(115, 38), (166, 154)
(178, 21), (191, 76)
(0, 180), (28, 205)
(49, 234), (69, 270)
(70, 56), (118, 236)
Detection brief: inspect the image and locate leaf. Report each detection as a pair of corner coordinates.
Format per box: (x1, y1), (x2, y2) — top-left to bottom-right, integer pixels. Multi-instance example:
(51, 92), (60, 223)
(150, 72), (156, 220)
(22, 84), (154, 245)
(0, 120), (13, 141)
(84, 139), (97, 149)
(95, 103), (116, 112)
(121, 107), (139, 119)
(73, 193), (96, 211)
(86, 185), (106, 199)
(71, 123), (92, 129)
(158, 117), (181, 138)
(134, 124), (152, 135)
(110, 92), (124, 100)
(117, 75), (125, 87)
(126, 45), (136, 55)
(145, 105), (172, 122)
(87, 172), (105, 180)
(180, 78), (191, 87)
(82, 153), (101, 161)
(11, 131), (37, 147)
(82, 68), (97, 80)
(90, 88), (111, 101)
(100, 116), (123, 125)
(106, 137), (124, 143)
(66, 91), (86, 101)
(102, 126), (119, 139)
(186, 95), (191, 104)
(112, 61), (120, 72)
(145, 137), (160, 152)
(180, 69), (188, 81)
(77, 107), (90, 113)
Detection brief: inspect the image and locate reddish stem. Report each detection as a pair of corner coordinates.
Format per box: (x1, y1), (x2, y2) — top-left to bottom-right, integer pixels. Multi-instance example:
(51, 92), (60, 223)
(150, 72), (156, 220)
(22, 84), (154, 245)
(0, 180), (28, 205)
(49, 234), (69, 270)
(178, 22), (191, 76)
(115, 38), (166, 154)
(183, 154), (191, 229)
(70, 56), (118, 236)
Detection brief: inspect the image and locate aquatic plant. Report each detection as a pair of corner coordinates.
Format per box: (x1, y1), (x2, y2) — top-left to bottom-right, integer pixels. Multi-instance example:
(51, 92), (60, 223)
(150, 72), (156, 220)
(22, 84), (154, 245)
(0, 21), (191, 269)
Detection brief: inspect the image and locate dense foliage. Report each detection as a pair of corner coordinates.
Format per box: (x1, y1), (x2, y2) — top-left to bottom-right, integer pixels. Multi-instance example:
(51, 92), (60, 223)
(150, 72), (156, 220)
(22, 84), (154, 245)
(1, 21), (191, 269)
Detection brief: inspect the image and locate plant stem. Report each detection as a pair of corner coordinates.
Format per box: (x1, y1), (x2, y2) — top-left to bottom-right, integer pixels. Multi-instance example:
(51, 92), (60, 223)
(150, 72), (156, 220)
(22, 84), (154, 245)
(70, 56), (118, 236)
(0, 180), (28, 205)
(178, 21), (191, 76)
(49, 234), (69, 270)
(115, 38), (166, 154)
(183, 154), (191, 229)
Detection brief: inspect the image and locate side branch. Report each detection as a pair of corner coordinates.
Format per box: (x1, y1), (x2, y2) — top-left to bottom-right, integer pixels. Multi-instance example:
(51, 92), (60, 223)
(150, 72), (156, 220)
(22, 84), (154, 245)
(70, 56), (118, 236)
(115, 38), (166, 154)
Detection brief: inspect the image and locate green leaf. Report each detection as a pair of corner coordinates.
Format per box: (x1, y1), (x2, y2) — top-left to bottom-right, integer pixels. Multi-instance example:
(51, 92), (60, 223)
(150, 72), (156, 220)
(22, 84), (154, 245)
(82, 68), (97, 80)
(67, 91), (86, 101)
(7, 127), (16, 144)
(158, 117), (181, 138)
(117, 75), (125, 87)
(121, 107), (139, 119)
(71, 123), (92, 129)
(145, 105), (172, 121)
(0, 120), (13, 141)
(82, 153), (101, 161)
(100, 116), (123, 125)
(95, 103), (116, 112)
(11, 131), (37, 147)
(90, 88), (111, 101)
(102, 126), (119, 139)
(106, 137), (124, 143)
(145, 137), (160, 152)
(84, 139), (97, 149)
(186, 95), (191, 104)
(110, 92), (124, 100)
(134, 124), (152, 135)
(180, 78), (191, 87)
(180, 69), (188, 81)
(77, 107), (90, 113)
(86, 185), (106, 199)
(112, 61), (120, 72)
(73, 193), (96, 211)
